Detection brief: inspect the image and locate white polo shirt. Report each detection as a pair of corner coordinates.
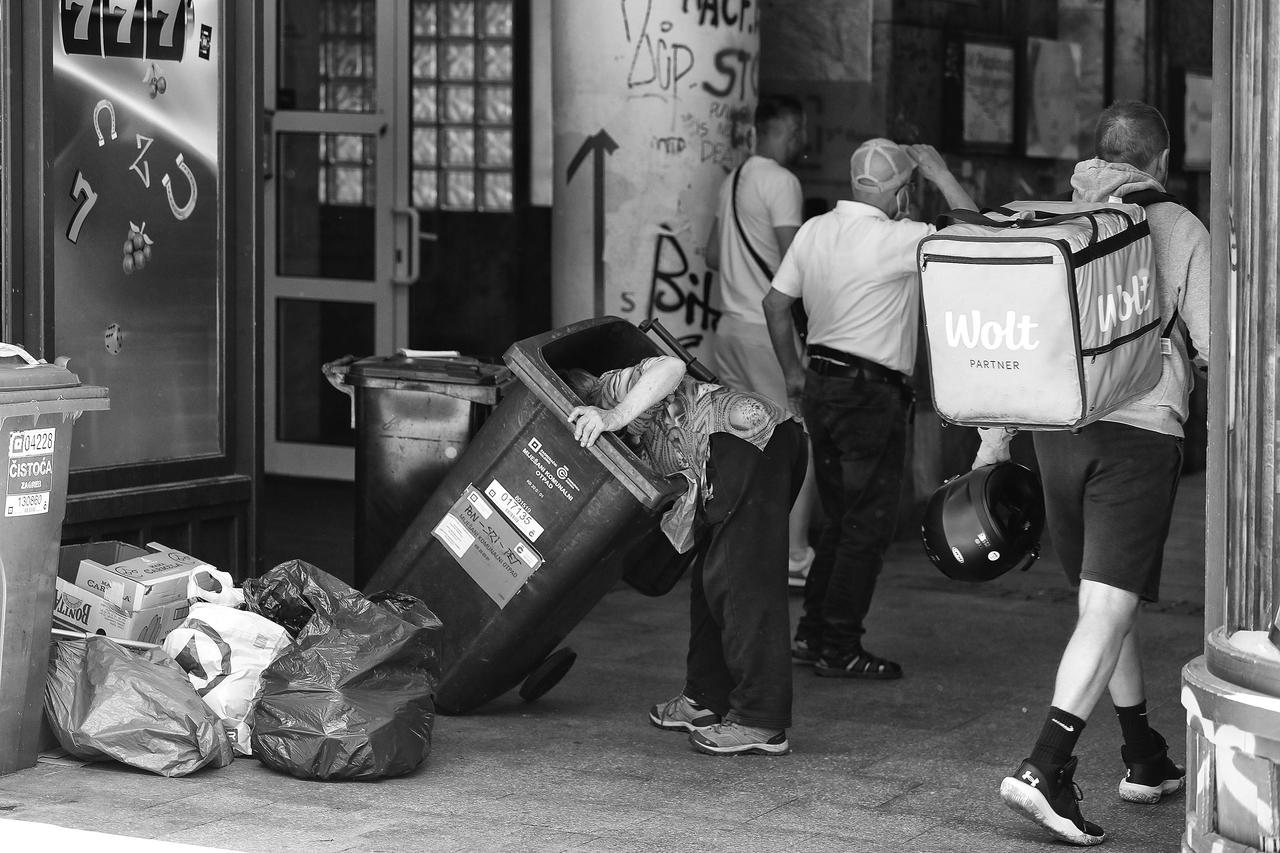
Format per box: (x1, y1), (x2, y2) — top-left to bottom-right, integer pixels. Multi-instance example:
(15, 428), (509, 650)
(770, 200), (931, 375)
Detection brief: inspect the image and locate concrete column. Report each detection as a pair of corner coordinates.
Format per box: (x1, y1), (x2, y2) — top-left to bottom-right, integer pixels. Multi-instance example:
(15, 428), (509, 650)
(550, 0), (759, 353)
(1183, 3), (1280, 851)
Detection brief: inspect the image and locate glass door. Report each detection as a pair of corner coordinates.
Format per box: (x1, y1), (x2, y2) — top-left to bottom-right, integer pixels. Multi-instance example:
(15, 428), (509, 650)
(264, 0), (417, 479)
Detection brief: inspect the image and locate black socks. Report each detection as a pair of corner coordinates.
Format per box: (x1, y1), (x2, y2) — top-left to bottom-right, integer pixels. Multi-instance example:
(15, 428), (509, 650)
(1115, 700), (1159, 757)
(1030, 706), (1087, 769)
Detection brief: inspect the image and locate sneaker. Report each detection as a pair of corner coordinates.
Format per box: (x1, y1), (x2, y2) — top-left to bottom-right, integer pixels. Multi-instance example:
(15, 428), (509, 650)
(1119, 734), (1185, 804)
(1000, 756), (1106, 846)
(814, 647), (902, 679)
(648, 694), (720, 733)
(792, 637), (821, 665)
(689, 722), (790, 756)
(788, 546), (815, 588)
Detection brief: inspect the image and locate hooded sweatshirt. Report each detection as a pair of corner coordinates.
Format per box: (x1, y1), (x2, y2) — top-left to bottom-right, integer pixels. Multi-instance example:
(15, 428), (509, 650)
(1070, 158), (1212, 438)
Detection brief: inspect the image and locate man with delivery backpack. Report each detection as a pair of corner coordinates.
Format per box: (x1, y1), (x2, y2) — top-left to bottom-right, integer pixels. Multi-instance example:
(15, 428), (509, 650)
(917, 100), (1210, 846)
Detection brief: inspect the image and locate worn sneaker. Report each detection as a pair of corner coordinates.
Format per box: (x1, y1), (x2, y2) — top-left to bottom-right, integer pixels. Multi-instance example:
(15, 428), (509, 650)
(814, 647), (902, 679)
(648, 694), (720, 733)
(689, 722), (790, 756)
(1119, 735), (1185, 804)
(792, 637), (821, 665)
(788, 546), (815, 588)
(1000, 756), (1106, 846)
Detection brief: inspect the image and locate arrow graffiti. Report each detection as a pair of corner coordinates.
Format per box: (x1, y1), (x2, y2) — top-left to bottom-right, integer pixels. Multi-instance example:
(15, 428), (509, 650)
(566, 130), (618, 318)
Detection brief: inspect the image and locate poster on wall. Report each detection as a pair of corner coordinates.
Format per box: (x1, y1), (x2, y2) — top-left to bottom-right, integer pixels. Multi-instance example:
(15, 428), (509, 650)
(951, 41), (1015, 152)
(1183, 72), (1212, 171)
(51, 0), (222, 470)
(1025, 37), (1082, 161)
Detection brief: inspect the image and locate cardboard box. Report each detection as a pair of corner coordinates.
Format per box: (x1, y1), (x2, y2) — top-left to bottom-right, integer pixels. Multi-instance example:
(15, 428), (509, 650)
(52, 543), (193, 644)
(52, 576), (191, 645)
(72, 541), (213, 612)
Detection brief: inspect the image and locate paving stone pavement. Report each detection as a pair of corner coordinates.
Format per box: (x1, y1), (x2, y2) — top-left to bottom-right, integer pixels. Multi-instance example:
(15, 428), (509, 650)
(0, 473), (1208, 852)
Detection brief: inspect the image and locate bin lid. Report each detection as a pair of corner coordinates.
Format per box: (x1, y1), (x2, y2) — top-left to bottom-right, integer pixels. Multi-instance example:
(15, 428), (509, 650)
(0, 346), (82, 391)
(346, 354), (509, 387)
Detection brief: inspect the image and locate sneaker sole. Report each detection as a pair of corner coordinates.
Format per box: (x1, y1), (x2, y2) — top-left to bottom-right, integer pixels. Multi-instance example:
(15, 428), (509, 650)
(689, 738), (791, 757)
(1000, 777), (1106, 846)
(1118, 776), (1185, 804)
(648, 713), (716, 733)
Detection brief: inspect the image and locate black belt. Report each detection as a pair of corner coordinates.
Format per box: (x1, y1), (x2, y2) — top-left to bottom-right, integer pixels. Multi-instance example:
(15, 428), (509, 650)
(807, 345), (908, 386)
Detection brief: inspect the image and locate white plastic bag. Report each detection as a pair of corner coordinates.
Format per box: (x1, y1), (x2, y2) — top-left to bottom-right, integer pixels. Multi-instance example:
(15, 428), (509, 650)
(163, 603), (292, 755)
(187, 567), (246, 607)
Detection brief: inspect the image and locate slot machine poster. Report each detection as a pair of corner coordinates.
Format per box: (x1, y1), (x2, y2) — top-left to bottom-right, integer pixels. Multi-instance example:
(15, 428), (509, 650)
(51, 1), (222, 469)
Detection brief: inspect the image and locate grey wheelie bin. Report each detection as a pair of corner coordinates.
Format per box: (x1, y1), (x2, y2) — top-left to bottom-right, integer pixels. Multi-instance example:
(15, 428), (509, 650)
(363, 317), (686, 714)
(0, 345), (108, 774)
(341, 355), (510, 590)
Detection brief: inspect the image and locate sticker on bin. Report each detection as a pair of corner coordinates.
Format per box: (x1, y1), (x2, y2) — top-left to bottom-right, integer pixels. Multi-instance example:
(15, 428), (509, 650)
(433, 484), (544, 608)
(4, 426), (56, 517)
(485, 478), (545, 541)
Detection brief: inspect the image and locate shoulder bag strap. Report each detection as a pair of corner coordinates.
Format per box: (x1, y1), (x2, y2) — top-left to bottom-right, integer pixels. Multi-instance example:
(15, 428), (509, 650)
(729, 162), (808, 340)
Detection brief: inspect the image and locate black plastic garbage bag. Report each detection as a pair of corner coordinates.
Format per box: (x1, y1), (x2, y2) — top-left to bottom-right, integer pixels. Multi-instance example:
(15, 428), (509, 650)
(43, 637), (235, 777)
(246, 559), (442, 780)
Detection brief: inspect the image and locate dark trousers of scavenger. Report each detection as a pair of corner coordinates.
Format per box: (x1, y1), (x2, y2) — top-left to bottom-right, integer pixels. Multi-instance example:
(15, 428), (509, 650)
(683, 420), (807, 731)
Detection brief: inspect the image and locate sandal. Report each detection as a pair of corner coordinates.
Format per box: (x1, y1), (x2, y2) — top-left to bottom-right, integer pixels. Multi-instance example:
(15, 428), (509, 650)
(814, 648), (903, 679)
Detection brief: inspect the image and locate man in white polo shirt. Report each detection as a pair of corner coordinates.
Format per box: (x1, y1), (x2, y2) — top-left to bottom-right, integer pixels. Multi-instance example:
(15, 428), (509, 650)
(762, 138), (975, 679)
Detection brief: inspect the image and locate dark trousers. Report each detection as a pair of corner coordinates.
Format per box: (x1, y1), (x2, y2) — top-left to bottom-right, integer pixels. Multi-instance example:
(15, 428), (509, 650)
(683, 420), (806, 730)
(797, 371), (909, 657)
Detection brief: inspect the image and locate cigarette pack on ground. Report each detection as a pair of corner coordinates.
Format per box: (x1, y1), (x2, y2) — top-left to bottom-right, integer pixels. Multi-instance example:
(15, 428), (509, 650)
(73, 541), (214, 611)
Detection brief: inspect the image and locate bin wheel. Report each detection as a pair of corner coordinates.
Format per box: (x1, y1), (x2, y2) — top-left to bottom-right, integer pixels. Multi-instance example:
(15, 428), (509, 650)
(519, 647), (577, 702)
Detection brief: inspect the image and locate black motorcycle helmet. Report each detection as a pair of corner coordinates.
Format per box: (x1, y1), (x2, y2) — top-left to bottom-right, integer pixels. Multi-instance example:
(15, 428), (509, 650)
(921, 462), (1046, 582)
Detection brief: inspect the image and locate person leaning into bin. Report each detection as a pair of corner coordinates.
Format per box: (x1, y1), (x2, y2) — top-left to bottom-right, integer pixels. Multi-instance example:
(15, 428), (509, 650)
(562, 354), (806, 755)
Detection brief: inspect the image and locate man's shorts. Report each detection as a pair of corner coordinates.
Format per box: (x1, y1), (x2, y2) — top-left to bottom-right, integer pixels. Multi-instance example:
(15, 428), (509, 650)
(1032, 421), (1183, 602)
(708, 316), (800, 410)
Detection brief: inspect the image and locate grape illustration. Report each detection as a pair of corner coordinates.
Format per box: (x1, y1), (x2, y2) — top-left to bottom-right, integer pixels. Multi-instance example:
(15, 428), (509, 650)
(121, 221), (156, 275)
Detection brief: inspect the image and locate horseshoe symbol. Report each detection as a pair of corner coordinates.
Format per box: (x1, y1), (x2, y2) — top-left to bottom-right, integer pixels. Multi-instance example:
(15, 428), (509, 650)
(161, 153), (197, 220)
(93, 100), (117, 147)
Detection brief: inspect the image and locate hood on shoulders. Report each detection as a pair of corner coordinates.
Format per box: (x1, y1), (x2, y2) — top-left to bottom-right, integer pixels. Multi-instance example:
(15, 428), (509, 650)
(1070, 158), (1166, 203)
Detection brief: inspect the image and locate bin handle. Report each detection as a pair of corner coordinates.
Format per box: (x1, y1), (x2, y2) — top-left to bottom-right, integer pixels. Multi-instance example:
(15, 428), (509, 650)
(322, 355), (359, 429)
(0, 343), (43, 366)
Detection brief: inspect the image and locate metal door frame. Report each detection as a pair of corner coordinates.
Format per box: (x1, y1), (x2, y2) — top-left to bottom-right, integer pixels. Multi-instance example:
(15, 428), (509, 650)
(262, 0), (415, 480)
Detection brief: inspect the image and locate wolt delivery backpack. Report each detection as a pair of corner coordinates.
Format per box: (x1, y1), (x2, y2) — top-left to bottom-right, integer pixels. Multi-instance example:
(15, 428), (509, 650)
(918, 196), (1171, 430)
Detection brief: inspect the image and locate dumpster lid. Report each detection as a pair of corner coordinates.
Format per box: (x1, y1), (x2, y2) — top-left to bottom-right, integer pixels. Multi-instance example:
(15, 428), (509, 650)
(346, 354), (508, 386)
(0, 344), (82, 391)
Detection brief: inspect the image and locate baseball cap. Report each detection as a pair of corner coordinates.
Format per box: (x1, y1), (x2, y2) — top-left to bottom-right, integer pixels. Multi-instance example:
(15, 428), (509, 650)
(850, 138), (916, 192)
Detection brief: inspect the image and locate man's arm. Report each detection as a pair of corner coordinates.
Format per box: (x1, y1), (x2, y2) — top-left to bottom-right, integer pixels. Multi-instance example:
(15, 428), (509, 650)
(772, 224), (800, 260)
(907, 144), (977, 212)
(763, 287), (806, 415)
(567, 356), (685, 448)
(705, 216), (722, 271)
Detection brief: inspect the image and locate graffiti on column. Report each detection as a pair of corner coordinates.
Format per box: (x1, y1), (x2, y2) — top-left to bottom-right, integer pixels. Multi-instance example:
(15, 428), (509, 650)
(612, 0), (758, 351)
(567, 130), (621, 319)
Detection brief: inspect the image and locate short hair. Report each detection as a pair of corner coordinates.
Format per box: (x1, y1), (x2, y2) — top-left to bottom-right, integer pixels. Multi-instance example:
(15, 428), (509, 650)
(1094, 100), (1169, 169)
(560, 368), (602, 407)
(755, 95), (804, 134)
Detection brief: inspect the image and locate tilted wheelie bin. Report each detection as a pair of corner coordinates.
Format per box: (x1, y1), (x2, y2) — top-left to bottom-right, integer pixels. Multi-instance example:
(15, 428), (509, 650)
(363, 317), (686, 714)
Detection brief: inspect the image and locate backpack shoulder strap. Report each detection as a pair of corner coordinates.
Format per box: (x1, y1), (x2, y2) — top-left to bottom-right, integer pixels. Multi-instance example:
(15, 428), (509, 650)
(1121, 189), (1179, 207)
(1119, 189), (1193, 347)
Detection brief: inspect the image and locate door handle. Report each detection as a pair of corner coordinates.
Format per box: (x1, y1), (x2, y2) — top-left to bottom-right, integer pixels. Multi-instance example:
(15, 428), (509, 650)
(391, 207), (421, 284)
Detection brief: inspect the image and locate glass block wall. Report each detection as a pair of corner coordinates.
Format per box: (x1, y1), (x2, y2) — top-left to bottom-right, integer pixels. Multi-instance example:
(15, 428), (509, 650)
(411, 0), (515, 211)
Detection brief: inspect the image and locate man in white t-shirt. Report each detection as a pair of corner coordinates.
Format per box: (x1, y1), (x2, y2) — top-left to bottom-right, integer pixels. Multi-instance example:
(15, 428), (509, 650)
(704, 95), (816, 585)
(762, 138), (975, 679)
